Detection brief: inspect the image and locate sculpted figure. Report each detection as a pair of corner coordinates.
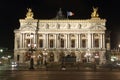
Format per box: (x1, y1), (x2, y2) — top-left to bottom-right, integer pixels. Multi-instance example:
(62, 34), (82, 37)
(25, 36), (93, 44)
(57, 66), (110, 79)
(91, 7), (99, 18)
(26, 8), (34, 19)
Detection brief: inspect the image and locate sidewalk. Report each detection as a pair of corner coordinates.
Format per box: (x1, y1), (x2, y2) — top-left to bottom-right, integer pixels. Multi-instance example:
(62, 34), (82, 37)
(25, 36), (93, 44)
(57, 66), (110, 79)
(1, 64), (120, 72)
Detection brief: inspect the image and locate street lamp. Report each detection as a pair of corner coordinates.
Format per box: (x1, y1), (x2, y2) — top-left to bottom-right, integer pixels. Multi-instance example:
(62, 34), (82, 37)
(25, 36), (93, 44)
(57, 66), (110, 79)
(43, 49), (48, 67)
(118, 44), (120, 52)
(28, 43), (36, 69)
(7, 55), (11, 64)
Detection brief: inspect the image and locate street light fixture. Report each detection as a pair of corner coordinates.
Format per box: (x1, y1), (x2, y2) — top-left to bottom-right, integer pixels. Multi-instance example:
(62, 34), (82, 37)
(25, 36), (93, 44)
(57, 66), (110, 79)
(7, 55), (11, 64)
(28, 43), (36, 69)
(118, 44), (120, 52)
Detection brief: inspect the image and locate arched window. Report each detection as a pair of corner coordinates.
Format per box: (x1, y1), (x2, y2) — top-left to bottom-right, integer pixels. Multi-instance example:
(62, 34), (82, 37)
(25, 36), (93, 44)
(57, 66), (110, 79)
(61, 38), (64, 48)
(94, 34), (99, 48)
(94, 39), (99, 47)
(39, 39), (43, 48)
(82, 39), (86, 48)
(50, 39), (54, 48)
(71, 39), (75, 48)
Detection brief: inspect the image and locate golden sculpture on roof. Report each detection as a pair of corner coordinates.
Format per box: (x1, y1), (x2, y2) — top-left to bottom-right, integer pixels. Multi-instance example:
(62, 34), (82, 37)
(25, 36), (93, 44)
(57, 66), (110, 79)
(26, 8), (34, 19)
(91, 7), (99, 18)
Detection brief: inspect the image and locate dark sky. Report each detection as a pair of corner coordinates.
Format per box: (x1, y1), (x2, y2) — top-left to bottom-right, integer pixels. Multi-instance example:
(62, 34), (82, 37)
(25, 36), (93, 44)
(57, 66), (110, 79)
(0, 0), (120, 50)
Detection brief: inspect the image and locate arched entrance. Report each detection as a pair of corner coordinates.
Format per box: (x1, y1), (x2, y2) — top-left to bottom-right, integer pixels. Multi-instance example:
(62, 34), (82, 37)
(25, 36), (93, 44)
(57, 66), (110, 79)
(81, 52), (92, 63)
(59, 52), (65, 62)
(81, 52), (86, 63)
(93, 52), (100, 65)
(49, 52), (54, 62)
(36, 52), (43, 65)
(70, 52), (76, 57)
(25, 52), (31, 61)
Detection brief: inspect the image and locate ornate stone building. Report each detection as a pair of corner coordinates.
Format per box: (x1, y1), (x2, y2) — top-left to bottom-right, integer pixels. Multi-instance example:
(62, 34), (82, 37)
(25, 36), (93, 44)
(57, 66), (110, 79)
(14, 8), (107, 65)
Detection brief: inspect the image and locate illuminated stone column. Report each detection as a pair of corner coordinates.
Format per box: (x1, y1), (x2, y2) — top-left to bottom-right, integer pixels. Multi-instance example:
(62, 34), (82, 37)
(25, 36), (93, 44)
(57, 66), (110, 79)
(88, 33), (91, 48)
(22, 33), (23, 48)
(56, 34), (59, 48)
(22, 33), (24, 48)
(76, 34), (79, 48)
(100, 33), (103, 48)
(79, 34), (81, 48)
(55, 34), (57, 48)
(46, 34), (48, 48)
(33, 33), (35, 44)
(14, 34), (17, 49)
(24, 33), (26, 48)
(54, 52), (58, 62)
(78, 34), (80, 48)
(65, 34), (67, 48)
(20, 33), (22, 48)
(68, 34), (70, 48)
(67, 34), (69, 48)
(43, 34), (45, 48)
(103, 33), (105, 48)
(98, 34), (101, 49)
(91, 33), (94, 48)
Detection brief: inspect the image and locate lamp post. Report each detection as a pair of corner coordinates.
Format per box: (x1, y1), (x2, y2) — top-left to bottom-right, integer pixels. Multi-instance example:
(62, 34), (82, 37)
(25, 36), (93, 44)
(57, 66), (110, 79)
(118, 44), (120, 52)
(7, 55), (11, 64)
(28, 43), (36, 69)
(43, 49), (48, 67)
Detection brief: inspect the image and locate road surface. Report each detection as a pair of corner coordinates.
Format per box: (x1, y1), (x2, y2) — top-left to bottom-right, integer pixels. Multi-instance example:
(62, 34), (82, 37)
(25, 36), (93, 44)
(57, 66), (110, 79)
(0, 70), (120, 80)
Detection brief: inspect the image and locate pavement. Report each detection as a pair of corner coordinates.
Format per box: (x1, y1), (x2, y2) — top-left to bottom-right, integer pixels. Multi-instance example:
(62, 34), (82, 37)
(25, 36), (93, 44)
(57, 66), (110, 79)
(1, 63), (120, 72)
(0, 66), (118, 72)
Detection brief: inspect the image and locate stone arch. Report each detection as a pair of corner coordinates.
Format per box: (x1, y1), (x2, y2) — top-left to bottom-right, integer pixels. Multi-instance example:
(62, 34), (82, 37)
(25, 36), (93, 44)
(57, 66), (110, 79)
(81, 52), (86, 63)
(36, 51), (43, 65)
(25, 51), (30, 61)
(48, 52), (54, 62)
(93, 51), (100, 64)
(70, 51), (76, 57)
(59, 51), (65, 62)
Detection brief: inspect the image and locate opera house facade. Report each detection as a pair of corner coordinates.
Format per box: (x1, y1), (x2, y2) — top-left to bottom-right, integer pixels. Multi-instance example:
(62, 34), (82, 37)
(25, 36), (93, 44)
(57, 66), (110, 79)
(14, 8), (107, 65)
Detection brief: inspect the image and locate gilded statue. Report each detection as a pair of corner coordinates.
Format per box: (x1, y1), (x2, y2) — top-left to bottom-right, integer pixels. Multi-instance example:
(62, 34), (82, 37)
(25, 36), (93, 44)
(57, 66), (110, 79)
(26, 8), (34, 19)
(91, 7), (99, 18)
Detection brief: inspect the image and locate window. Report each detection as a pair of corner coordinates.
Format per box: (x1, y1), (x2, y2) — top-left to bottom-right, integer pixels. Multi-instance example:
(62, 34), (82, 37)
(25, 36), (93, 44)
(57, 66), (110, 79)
(50, 39), (54, 48)
(17, 39), (20, 48)
(61, 39), (64, 48)
(26, 39), (30, 47)
(71, 39), (75, 48)
(94, 39), (99, 47)
(39, 39), (43, 48)
(82, 39), (86, 48)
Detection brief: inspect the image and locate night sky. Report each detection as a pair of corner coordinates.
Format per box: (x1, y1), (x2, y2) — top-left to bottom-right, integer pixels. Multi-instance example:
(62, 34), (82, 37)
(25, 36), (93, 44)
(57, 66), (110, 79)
(0, 0), (120, 50)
